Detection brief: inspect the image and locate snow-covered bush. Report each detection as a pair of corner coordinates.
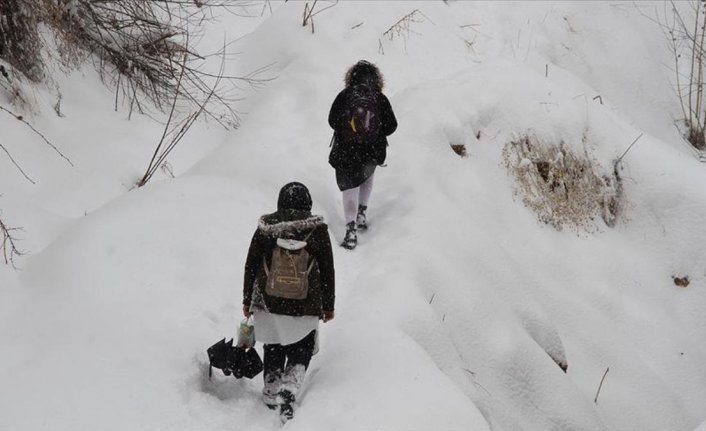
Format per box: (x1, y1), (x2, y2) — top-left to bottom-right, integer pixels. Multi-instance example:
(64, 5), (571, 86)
(47, 0), (241, 123)
(0, 0), (269, 192)
(503, 135), (621, 232)
(0, 0), (261, 125)
(0, 0), (43, 83)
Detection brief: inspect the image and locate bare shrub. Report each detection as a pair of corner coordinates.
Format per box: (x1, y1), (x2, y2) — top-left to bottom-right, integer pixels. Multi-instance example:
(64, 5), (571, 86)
(0, 0), (47, 107)
(44, 0), (268, 127)
(644, 1), (706, 149)
(1, 1), (270, 126)
(503, 135), (622, 231)
(0, 0), (44, 82)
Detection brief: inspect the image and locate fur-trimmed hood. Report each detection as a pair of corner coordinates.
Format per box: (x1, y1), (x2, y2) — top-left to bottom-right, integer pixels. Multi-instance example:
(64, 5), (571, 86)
(345, 60), (384, 91)
(258, 212), (326, 238)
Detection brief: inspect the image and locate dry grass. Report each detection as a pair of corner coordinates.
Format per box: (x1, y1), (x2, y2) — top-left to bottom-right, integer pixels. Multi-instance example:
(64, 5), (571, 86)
(503, 135), (622, 232)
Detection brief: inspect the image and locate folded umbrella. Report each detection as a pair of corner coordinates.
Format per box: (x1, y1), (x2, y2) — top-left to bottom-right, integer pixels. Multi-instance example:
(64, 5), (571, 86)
(240, 347), (263, 379)
(206, 338), (262, 380)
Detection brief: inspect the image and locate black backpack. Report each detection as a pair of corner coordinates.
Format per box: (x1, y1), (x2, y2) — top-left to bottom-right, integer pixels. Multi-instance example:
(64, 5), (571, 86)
(340, 84), (381, 145)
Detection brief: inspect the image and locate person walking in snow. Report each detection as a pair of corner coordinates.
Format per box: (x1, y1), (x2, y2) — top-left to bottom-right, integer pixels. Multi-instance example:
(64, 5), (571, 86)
(328, 60), (397, 250)
(242, 182), (335, 421)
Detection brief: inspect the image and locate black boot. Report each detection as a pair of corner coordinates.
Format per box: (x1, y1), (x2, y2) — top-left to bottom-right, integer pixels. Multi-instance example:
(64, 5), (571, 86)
(356, 205), (368, 230)
(279, 389), (295, 422)
(341, 221), (357, 250)
(262, 370), (280, 410)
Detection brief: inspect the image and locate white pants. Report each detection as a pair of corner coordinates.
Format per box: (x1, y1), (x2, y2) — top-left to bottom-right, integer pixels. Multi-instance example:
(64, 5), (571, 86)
(342, 173), (375, 224)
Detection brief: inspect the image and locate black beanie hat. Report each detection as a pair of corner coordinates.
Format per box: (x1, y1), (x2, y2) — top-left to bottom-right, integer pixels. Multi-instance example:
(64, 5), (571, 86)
(277, 182), (312, 211)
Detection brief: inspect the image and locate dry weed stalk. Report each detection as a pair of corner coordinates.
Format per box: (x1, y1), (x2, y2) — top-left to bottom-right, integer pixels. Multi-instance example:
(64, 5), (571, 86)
(302, 0), (338, 34)
(594, 367), (610, 404)
(379, 9), (431, 54)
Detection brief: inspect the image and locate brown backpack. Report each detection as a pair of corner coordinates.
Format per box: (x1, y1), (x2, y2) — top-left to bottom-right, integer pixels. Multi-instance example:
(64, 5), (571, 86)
(263, 232), (315, 300)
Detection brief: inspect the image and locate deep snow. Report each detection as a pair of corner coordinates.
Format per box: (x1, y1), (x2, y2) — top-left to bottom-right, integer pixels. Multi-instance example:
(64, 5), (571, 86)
(1, 1), (706, 430)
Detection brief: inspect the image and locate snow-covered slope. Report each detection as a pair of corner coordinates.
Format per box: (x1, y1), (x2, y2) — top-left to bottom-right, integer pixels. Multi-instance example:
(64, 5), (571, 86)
(2, 2), (706, 430)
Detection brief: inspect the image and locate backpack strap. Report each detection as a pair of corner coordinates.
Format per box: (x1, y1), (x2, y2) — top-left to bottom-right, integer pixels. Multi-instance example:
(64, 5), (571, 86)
(303, 228), (317, 274)
(263, 255), (270, 277)
(302, 228), (316, 242)
(306, 259), (316, 275)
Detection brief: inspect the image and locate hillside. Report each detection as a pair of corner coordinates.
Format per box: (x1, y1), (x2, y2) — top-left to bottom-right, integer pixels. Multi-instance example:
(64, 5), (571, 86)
(1, 2), (706, 430)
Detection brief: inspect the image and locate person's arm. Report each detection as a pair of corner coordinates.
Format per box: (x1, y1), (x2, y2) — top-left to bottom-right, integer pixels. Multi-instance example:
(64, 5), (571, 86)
(243, 229), (266, 315)
(328, 90), (347, 131)
(313, 226), (335, 320)
(380, 93), (397, 136)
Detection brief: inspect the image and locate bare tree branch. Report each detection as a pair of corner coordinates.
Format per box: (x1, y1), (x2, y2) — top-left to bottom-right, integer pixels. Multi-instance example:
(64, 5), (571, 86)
(0, 141), (35, 184)
(137, 40), (226, 187)
(0, 213), (24, 268)
(0, 105), (73, 167)
(137, 50), (188, 187)
(0, 104), (72, 184)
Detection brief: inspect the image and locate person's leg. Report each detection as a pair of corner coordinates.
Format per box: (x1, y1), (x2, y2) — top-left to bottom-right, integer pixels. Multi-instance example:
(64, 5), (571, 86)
(341, 188), (359, 249)
(342, 187), (359, 225)
(357, 173), (375, 229)
(284, 330), (316, 372)
(279, 331), (317, 409)
(358, 172), (375, 207)
(263, 343), (286, 409)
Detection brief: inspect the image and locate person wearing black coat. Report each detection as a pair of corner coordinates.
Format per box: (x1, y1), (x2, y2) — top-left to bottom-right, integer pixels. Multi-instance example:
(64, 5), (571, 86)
(242, 182), (335, 420)
(328, 60), (397, 249)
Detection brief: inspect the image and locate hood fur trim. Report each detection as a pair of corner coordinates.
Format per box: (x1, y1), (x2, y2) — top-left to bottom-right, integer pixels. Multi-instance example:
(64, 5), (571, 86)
(258, 214), (325, 237)
(345, 60), (384, 90)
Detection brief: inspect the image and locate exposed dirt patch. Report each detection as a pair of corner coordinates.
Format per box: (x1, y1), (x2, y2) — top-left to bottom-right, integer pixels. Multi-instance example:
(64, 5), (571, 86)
(450, 143), (467, 157)
(673, 275), (690, 288)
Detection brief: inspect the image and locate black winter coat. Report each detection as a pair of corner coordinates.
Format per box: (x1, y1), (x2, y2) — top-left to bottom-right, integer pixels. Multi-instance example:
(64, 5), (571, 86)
(328, 87), (397, 172)
(243, 210), (335, 317)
